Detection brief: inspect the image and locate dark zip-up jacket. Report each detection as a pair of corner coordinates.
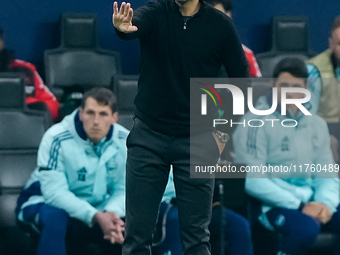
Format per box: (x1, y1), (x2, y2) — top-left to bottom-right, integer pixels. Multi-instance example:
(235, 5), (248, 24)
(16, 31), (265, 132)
(116, 0), (249, 136)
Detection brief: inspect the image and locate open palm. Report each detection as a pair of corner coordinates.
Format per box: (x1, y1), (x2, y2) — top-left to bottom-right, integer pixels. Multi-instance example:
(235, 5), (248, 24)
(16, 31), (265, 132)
(113, 2), (138, 33)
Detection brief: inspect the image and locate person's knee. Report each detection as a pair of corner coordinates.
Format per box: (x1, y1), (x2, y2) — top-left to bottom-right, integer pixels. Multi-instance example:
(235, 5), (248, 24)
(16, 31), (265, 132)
(223, 209), (252, 241)
(282, 216), (320, 248)
(297, 220), (320, 245)
(39, 205), (69, 236)
(268, 209), (320, 245)
(232, 215), (252, 239)
(167, 205), (179, 223)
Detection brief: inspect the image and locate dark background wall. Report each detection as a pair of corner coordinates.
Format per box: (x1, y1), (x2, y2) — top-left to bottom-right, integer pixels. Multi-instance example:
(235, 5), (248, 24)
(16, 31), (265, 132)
(0, 0), (339, 76)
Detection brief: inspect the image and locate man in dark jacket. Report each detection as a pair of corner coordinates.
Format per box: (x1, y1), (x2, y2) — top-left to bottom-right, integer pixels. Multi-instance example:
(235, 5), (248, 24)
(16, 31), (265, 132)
(113, 1), (249, 254)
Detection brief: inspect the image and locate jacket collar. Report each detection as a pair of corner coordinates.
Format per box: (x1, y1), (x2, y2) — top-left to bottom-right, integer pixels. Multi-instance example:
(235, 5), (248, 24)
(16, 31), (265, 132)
(171, 0), (207, 17)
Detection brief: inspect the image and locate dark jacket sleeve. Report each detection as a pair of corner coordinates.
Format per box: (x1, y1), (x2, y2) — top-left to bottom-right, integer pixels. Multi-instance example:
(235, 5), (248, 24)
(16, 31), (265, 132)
(217, 18), (251, 134)
(220, 19), (249, 79)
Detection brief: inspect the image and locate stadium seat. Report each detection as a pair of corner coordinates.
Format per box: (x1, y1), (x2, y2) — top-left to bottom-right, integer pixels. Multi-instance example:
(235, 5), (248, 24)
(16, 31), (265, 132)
(256, 16), (316, 77)
(44, 13), (122, 118)
(113, 74), (139, 130)
(0, 73), (52, 255)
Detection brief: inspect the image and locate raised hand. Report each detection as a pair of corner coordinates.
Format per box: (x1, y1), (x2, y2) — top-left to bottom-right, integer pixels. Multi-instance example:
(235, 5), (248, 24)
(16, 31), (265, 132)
(113, 1), (138, 33)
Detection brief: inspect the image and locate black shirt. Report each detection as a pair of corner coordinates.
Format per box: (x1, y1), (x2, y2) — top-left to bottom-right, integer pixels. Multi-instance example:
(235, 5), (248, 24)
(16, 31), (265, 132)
(116, 0), (249, 136)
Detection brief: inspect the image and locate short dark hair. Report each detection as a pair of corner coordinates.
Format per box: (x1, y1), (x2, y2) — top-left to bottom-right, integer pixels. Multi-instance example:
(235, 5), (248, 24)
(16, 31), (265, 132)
(273, 58), (308, 81)
(81, 87), (118, 113)
(205, 0), (232, 12)
(331, 15), (340, 33)
(0, 26), (3, 40)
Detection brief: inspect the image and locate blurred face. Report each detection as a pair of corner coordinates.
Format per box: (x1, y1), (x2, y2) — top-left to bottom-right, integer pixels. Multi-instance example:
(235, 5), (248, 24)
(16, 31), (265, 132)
(275, 72), (306, 115)
(79, 97), (118, 145)
(329, 27), (340, 66)
(214, 3), (232, 18)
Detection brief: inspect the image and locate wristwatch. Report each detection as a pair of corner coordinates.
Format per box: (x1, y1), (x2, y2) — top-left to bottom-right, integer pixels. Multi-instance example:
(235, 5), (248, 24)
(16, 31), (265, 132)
(213, 130), (230, 144)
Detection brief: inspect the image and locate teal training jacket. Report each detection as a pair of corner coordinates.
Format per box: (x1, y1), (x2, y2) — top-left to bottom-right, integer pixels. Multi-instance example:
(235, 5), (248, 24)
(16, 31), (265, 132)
(17, 109), (128, 226)
(233, 95), (339, 228)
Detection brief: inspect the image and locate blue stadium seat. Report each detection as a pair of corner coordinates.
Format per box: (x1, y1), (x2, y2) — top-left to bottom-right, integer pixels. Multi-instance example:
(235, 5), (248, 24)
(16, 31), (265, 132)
(113, 74), (139, 130)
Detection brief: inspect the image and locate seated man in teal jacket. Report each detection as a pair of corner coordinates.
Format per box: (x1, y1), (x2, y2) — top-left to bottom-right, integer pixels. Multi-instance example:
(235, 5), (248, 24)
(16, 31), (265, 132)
(233, 58), (340, 255)
(16, 87), (128, 255)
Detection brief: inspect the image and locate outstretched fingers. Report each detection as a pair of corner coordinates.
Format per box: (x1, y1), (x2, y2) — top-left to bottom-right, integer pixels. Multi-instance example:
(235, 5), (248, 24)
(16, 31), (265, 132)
(127, 6), (133, 22)
(112, 1), (138, 33)
(113, 2), (118, 16)
(123, 3), (130, 16)
(120, 2), (126, 15)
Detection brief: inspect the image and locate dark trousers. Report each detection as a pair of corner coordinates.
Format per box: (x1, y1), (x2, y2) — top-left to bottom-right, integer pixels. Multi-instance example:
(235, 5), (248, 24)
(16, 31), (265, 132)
(122, 118), (219, 255)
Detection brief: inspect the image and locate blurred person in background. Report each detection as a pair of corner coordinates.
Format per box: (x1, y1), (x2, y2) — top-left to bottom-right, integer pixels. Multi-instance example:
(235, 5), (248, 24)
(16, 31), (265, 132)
(307, 15), (340, 162)
(233, 58), (340, 255)
(0, 26), (59, 121)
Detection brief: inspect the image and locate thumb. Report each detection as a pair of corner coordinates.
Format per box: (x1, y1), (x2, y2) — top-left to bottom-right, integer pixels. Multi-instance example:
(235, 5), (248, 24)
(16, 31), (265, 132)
(127, 25), (138, 32)
(118, 23), (138, 33)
